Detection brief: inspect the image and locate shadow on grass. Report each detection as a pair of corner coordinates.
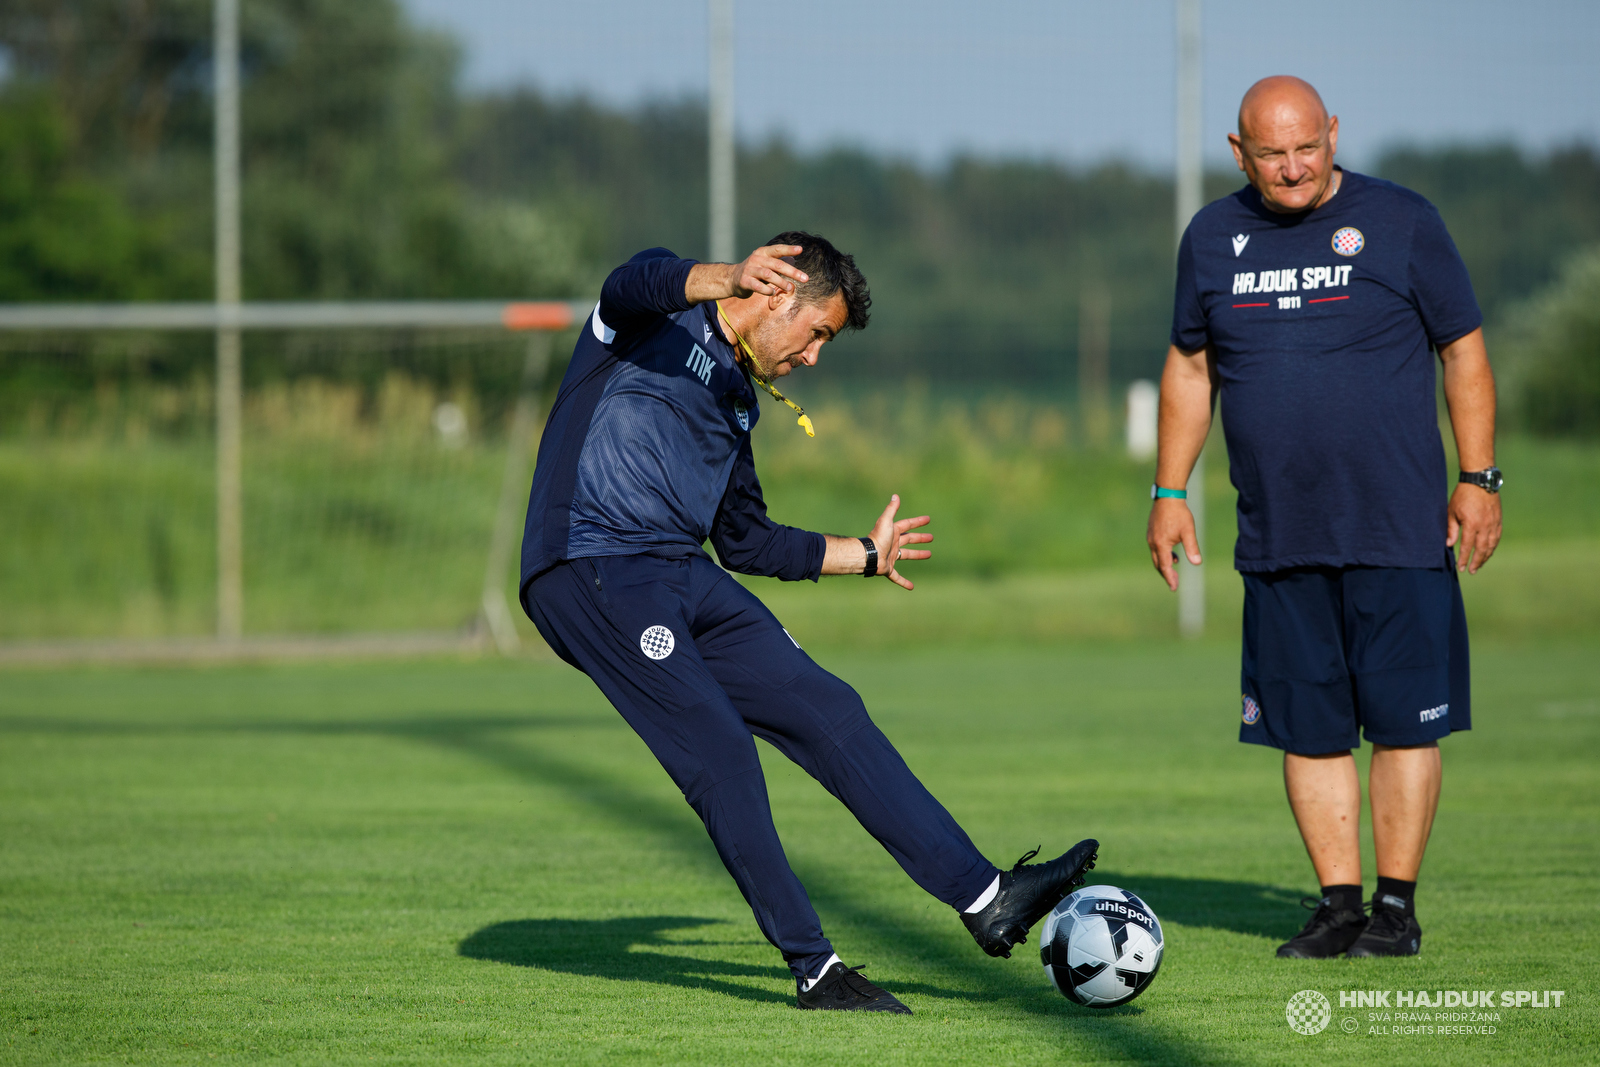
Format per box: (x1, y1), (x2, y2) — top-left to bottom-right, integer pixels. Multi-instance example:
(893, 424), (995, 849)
(459, 916), (793, 1005)
(458, 915), (990, 1007)
(1086, 872), (1307, 943)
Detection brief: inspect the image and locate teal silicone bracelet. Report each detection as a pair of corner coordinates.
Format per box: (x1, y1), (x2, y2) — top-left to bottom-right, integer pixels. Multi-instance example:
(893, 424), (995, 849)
(1152, 485), (1188, 500)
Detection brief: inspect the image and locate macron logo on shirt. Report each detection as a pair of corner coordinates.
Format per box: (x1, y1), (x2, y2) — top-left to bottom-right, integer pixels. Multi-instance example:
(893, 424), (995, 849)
(1232, 234), (1250, 257)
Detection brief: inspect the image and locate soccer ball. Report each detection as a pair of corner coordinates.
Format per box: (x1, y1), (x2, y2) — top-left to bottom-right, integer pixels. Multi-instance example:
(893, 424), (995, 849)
(1040, 885), (1164, 1007)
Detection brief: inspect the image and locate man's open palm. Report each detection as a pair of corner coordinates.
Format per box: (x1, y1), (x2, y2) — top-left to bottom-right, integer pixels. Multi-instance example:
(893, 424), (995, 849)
(870, 495), (933, 590)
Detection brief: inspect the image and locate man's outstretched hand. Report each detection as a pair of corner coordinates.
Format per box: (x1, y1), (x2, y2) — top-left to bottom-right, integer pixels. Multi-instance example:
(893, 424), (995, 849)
(685, 244), (809, 304)
(1146, 498), (1202, 591)
(821, 494), (933, 588)
(869, 494), (933, 590)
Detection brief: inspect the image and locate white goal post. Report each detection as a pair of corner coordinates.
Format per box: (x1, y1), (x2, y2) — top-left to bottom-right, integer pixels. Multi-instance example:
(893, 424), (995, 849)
(0, 299), (589, 655)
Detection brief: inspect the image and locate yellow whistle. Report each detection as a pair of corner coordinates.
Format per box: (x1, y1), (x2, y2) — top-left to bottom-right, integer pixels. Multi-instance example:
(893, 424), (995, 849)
(717, 299), (816, 438)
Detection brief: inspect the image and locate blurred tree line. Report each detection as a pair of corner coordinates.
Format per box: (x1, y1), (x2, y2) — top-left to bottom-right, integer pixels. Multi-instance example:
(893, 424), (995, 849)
(1, 0), (1598, 432)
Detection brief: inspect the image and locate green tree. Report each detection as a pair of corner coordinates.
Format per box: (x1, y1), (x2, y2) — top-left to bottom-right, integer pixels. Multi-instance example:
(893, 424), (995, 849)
(0, 89), (190, 300)
(0, 0), (586, 302)
(1501, 245), (1600, 437)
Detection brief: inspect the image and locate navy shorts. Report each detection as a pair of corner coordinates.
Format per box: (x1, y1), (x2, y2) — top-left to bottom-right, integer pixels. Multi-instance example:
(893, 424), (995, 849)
(1239, 554), (1470, 755)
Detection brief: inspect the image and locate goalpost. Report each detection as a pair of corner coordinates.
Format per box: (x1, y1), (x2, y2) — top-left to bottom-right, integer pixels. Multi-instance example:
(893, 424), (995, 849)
(1174, 0), (1207, 637)
(0, 300), (587, 661)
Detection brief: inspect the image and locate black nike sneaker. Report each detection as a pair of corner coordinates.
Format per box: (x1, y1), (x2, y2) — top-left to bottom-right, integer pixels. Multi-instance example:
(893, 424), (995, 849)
(796, 962), (912, 1014)
(1276, 894), (1368, 958)
(961, 840), (1099, 959)
(1345, 893), (1422, 957)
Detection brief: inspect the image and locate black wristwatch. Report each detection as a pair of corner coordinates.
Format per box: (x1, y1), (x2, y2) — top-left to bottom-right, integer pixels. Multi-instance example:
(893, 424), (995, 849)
(1459, 467), (1504, 494)
(859, 536), (878, 577)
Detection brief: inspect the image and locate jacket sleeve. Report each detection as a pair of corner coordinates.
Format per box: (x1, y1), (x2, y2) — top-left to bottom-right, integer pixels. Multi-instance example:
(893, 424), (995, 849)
(598, 248), (699, 335)
(710, 438), (825, 581)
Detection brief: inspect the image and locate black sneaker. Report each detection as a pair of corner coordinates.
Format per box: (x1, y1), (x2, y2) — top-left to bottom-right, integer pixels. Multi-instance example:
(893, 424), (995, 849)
(796, 962), (912, 1014)
(1346, 893), (1422, 957)
(961, 840), (1099, 959)
(1276, 894), (1368, 958)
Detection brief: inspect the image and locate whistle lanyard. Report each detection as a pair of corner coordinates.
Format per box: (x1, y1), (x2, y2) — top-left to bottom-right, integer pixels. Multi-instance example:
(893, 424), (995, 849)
(716, 302), (815, 438)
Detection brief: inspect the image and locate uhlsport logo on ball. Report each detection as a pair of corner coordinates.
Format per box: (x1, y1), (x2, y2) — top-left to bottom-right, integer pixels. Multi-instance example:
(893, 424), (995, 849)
(1287, 989), (1333, 1034)
(639, 625), (675, 660)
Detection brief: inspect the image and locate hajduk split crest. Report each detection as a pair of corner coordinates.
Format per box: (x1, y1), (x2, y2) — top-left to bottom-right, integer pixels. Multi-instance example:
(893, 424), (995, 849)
(1331, 227), (1364, 256)
(640, 625), (676, 660)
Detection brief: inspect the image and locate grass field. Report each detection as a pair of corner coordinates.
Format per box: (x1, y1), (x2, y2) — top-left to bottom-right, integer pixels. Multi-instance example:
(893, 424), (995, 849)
(3, 637), (1596, 1065)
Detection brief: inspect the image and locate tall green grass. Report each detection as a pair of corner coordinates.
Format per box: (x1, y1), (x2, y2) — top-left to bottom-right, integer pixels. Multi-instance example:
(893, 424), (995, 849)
(753, 388), (1164, 575)
(0, 376), (501, 639)
(1, 381), (1594, 641)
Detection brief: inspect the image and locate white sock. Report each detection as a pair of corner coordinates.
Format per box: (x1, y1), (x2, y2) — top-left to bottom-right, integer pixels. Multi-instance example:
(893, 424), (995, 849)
(800, 953), (843, 992)
(963, 874), (1001, 914)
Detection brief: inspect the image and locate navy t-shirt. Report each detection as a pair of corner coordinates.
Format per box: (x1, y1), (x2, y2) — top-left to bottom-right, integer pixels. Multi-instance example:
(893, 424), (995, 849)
(1171, 168), (1482, 572)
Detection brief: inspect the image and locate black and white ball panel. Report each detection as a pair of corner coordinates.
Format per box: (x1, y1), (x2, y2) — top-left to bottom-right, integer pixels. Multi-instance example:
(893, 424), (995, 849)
(1041, 885), (1164, 1007)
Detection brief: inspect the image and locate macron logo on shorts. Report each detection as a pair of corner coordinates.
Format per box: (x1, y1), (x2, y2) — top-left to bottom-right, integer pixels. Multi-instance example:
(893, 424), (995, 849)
(1419, 703), (1448, 723)
(640, 625), (676, 660)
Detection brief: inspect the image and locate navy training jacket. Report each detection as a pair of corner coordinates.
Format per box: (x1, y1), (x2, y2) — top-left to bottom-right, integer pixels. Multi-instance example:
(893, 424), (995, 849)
(518, 249), (826, 607)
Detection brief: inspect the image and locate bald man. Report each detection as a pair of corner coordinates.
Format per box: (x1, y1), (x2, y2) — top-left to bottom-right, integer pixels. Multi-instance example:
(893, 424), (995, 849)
(1146, 77), (1501, 958)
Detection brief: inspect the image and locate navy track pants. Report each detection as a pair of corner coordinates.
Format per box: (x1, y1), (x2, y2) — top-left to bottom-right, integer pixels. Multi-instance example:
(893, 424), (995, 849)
(525, 553), (999, 979)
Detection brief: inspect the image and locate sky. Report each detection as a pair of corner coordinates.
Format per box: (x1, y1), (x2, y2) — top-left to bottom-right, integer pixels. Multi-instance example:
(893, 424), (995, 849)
(402, 0), (1600, 170)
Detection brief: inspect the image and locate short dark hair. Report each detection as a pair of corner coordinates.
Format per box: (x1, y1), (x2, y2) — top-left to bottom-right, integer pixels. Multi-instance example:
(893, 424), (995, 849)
(766, 230), (871, 333)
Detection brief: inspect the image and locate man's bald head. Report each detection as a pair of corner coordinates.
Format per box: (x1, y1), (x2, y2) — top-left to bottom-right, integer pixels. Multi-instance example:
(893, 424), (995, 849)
(1237, 76), (1328, 144)
(1228, 76), (1340, 214)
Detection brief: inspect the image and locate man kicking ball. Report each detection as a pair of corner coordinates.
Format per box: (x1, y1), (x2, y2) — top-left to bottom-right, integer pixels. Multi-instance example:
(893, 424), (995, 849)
(519, 232), (1098, 1012)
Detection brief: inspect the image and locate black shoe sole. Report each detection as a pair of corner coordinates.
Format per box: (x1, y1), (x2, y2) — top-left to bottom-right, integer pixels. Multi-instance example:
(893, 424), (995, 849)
(1346, 910), (1421, 957)
(795, 963), (913, 1013)
(796, 1001), (913, 1013)
(1275, 908), (1367, 959)
(1345, 937), (1421, 958)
